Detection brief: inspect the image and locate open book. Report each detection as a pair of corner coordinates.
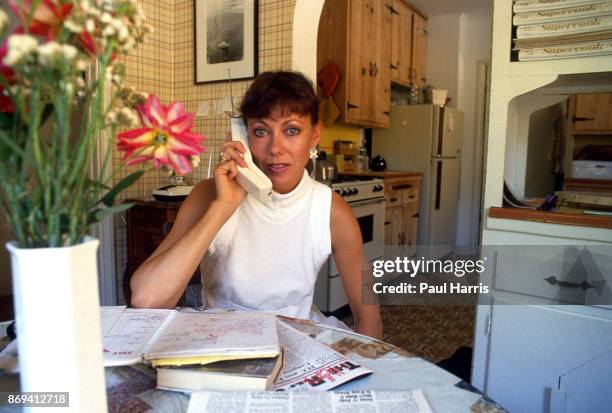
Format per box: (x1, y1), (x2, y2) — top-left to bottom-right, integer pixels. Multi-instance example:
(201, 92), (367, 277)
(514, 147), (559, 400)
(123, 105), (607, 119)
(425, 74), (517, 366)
(101, 307), (280, 367)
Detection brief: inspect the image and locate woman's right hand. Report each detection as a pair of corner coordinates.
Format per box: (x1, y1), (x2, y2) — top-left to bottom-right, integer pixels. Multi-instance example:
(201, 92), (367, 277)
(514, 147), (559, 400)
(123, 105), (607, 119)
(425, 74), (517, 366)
(213, 133), (248, 206)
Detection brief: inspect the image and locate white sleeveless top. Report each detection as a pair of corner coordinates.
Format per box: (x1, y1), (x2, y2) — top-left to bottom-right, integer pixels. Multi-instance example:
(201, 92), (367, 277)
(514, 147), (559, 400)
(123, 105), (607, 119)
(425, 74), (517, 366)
(200, 170), (332, 319)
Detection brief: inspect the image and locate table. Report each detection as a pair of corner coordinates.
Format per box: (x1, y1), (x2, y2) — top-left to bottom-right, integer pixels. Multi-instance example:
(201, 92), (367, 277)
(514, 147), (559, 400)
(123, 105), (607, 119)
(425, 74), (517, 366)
(0, 318), (506, 413)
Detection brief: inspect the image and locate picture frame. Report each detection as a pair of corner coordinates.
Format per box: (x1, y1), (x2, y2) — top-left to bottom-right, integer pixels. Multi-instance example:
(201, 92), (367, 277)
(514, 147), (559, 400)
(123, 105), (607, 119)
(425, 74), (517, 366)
(194, 0), (258, 84)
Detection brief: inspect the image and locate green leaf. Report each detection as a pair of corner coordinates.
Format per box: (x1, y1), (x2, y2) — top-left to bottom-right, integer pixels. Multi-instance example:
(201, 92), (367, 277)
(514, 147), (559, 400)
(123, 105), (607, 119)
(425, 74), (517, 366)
(99, 170), (144, 207)
(85, 178), (110, 192)
(88, 202), (134, 225)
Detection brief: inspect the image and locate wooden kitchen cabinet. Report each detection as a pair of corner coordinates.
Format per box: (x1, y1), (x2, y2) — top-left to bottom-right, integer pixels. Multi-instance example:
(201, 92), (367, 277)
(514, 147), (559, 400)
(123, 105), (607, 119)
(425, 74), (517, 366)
(569, 93), (612, 134)
(340, 171), (422, 246)
(411, 12), (428, 88)
(318, 0), (392, 128)
(390, 1), (428, 88)
(384, 176), (420, 247)
(123, 200), (200, 306)
(390, 0), (413, 87)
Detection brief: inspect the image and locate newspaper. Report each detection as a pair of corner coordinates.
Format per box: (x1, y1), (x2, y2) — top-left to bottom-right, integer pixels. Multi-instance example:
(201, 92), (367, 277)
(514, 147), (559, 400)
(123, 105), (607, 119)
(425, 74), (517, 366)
(273, 321), (372, 391)
(187, 390), (433, 413)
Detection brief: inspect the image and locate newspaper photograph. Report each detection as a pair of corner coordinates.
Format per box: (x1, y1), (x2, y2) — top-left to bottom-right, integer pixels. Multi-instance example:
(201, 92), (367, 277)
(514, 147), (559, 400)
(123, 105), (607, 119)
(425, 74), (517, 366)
(273, 321), (372, 391)
(187, 390), (433, 413)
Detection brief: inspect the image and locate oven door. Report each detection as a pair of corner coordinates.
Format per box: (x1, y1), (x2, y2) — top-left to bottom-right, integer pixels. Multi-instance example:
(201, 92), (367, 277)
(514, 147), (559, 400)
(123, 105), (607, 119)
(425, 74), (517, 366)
(329, 197), (385, 275)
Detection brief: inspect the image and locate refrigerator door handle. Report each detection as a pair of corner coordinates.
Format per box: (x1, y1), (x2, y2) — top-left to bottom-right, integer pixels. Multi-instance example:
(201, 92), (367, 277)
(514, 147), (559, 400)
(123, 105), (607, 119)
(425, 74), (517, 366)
(435, 161), (442, 210)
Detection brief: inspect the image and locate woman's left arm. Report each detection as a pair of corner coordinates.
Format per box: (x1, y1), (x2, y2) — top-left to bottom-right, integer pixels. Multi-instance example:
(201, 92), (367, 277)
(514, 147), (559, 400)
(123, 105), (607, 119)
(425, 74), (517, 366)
(330, 192), (383, 339)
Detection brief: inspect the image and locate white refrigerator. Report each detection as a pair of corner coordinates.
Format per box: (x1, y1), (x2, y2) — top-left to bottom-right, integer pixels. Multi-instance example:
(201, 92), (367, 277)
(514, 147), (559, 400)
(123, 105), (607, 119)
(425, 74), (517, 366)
(372, 104), (463, 253)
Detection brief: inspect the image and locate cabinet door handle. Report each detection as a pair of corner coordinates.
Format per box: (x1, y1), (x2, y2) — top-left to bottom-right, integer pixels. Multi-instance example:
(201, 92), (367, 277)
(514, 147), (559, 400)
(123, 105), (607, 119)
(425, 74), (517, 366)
(384, 221), (391, 226)
(348, 102), (360, 109)
(543, 276), (598, 291)
(383, 111), (390, 116)
(390, 197), (398, 202)
(386, 4), (398, 14)
(392, 184), (413, 190)
(390, 63), (399, 70)
(573, 116), (595, 122)
(369, 62), (374, 76)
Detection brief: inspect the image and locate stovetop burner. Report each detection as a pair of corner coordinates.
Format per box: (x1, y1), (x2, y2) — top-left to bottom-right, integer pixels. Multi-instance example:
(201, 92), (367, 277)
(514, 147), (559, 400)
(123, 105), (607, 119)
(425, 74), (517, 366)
(329, 176), (384, 202)
(331, 176), (377, 184)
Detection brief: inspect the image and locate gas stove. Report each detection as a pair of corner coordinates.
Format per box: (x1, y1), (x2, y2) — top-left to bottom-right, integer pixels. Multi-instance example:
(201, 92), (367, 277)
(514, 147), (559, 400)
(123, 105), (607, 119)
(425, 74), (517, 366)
(315, 175), (385, 314)
(331, 176), (384, 203)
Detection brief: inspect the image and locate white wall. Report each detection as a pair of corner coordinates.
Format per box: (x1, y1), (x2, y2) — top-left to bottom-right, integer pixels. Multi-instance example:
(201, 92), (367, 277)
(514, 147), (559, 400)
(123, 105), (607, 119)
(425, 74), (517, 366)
(426, 11), (492, 248)
(426, 14), (461, 108)
(504, 94), (567, 198)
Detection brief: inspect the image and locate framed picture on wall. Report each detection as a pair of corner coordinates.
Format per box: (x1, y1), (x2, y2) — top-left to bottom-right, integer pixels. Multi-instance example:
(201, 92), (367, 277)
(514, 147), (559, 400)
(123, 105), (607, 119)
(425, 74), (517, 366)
(194, 0), (258, 84)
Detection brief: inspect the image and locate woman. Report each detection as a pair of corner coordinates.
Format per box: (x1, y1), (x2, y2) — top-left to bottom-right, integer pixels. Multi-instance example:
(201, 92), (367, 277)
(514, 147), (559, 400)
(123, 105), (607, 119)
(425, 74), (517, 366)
(130, 71), (382, 338)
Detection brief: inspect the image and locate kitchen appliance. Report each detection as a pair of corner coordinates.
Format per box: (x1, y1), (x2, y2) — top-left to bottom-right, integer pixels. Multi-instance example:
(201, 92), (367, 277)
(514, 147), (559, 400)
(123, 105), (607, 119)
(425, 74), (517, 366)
(313, 176), (385, 314)
(369, 155), (387, 171)
(152, 184), (193, 202)
(314, 151), (337, 185)
(373, 105), (463, 255)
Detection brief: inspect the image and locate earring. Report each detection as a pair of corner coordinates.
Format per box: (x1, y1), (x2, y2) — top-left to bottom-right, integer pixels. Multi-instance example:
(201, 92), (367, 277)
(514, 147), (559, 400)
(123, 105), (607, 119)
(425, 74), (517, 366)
(309, 147), (318, 160)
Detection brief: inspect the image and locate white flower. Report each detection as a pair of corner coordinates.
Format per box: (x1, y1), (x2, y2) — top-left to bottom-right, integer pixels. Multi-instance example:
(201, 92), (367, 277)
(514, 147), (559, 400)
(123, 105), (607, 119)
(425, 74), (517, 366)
(190, 155), (201, 169)
(101, 13), (113, 24)
(117, 107), (139, 127)
(4, 34), (38, 66)
(106, 109), (117, 123)
(85, 19), (96, 33)
(102, 25), (116, 37)
(76, 58), (89, 71)
(64, 18), (84, 33)
(37, 42), (78, 66)
(76, 76), (86, 87)
(0, 9), (9, 34)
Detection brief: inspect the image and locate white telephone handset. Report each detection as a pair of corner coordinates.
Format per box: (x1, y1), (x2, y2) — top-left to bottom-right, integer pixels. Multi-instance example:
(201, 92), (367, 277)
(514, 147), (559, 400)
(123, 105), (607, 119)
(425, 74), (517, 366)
(230, 116), (273, 203)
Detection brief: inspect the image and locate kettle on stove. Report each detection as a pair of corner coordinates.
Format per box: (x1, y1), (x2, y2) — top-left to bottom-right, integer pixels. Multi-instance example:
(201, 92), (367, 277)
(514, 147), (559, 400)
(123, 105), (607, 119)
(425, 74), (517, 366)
(370, 155), (387, 172)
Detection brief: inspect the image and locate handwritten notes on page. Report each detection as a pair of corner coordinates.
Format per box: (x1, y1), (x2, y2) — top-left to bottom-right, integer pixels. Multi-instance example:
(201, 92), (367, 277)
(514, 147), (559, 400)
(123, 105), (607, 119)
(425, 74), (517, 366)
(100, 306), (126, 338)
(102, 308), (173, 366)
(144, 312), (279, 360)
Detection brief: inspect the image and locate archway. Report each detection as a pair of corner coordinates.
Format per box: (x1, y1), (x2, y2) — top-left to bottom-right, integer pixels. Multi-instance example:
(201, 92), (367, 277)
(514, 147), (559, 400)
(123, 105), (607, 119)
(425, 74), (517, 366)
(291, 0), (325, 80)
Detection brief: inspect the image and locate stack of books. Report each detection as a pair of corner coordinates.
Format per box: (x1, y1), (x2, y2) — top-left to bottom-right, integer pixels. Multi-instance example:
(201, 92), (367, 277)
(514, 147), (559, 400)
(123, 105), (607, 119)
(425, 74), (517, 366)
(512, 0), (612, 61)
(101, 309), (284, 391)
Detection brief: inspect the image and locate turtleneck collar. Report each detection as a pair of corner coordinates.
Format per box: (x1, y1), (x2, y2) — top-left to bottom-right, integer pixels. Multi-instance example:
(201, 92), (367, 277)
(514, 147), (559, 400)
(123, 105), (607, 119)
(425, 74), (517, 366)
(245, 169), (314, 222)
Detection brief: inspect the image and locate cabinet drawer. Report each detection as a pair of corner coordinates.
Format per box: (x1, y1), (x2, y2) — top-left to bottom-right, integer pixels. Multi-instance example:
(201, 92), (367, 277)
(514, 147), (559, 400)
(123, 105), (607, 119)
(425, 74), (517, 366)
(129, 206), (177, 226)
(385, 182), (419, 206)
(491, 245), (612, 305)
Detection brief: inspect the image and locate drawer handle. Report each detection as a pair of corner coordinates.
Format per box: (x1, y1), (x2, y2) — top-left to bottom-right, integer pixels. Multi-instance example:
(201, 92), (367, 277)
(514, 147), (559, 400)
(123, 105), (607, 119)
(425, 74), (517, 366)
(392, 184), (413, 190)
(544, 276), (595, 291)
(390, 197), (398, 202)
(573, 116), (595, 122)
(384, 221), (391, 226)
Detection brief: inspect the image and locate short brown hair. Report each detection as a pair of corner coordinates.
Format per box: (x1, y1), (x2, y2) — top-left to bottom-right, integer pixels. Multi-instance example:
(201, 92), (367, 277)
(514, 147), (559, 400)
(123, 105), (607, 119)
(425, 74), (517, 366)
(240, 71), (319, 125)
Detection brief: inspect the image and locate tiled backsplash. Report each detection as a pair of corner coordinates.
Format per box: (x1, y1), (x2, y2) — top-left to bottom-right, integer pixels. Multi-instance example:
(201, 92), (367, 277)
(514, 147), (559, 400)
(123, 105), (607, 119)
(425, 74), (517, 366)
(114, 0), (296, 304)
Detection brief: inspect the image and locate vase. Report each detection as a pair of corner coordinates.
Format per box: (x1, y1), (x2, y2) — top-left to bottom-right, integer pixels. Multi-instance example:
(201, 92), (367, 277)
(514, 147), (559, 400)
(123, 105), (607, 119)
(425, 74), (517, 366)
(6, 237), (107, 412)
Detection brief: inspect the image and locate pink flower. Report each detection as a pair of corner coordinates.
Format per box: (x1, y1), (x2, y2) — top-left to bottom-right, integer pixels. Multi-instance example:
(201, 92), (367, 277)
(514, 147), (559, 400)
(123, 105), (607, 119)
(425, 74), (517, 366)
(117, 95), (205, 175)
(0, 40), (16, 113)
(9, 0), (73, 41)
